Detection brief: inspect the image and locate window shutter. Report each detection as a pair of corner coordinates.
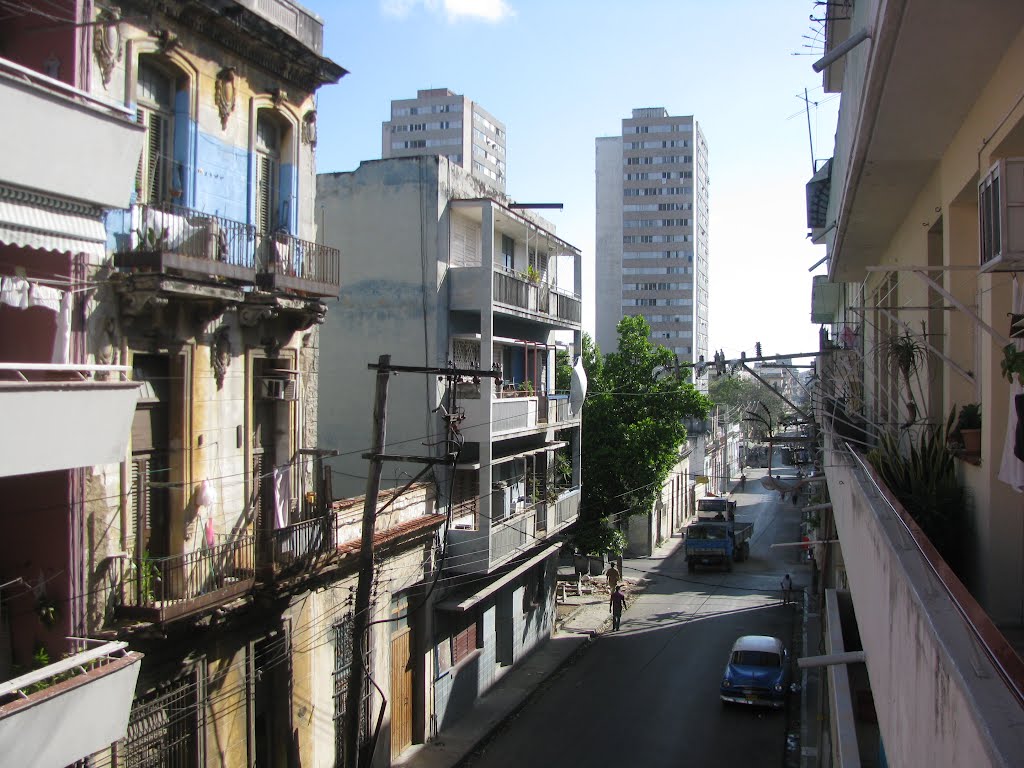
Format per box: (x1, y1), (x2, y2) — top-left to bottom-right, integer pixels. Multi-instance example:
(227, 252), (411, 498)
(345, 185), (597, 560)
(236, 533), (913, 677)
(137, 109), (167, 204)
(130, 458), (151, 554)
(256, 154), (276, 234)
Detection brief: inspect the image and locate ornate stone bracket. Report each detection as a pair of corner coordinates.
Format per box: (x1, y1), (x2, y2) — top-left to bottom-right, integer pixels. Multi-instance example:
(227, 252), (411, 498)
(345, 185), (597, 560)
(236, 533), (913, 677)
(215, 68), (237, 130)
(92, 7), (122, 88)
(302, 110), (317, 147)
(211, 326), (232, 389)
(239, 305), (277, 328)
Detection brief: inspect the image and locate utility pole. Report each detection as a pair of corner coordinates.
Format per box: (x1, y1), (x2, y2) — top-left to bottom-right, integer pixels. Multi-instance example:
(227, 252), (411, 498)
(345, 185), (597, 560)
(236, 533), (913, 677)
(344, 356), (501, 768)
(344, 354), (390, 768)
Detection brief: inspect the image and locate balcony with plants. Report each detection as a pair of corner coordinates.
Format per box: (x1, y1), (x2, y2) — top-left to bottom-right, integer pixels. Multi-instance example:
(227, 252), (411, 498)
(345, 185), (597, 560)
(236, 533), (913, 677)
(113, 532), (256, 624)
(814, 344), (1024, 766)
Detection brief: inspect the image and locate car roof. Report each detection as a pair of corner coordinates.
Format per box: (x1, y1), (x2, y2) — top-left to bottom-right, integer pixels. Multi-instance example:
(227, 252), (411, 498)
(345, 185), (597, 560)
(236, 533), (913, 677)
(731, 635), (784, 654)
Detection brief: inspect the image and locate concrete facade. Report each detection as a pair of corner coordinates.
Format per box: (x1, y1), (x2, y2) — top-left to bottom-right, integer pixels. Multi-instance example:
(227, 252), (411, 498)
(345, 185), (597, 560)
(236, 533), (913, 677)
(382, 88), (507, 191)
(595, 109), (710, 367)
(807, 1), (1024, 764)
(316, 155), (583, 751)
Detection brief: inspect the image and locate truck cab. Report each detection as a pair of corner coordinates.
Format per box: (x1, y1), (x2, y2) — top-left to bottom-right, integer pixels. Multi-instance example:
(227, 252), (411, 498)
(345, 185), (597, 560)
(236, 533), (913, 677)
(696, 496), (736, 522)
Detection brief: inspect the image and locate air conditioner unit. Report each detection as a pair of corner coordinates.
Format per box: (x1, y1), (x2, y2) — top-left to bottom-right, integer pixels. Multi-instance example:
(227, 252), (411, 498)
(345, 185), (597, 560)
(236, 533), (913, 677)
(979, 157), (1024, 272)
(258, 376), (298, 401)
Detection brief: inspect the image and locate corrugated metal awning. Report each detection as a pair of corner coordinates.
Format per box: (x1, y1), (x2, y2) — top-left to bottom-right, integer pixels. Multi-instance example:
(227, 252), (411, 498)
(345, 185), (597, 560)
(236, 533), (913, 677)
(0, 195), (106, 259)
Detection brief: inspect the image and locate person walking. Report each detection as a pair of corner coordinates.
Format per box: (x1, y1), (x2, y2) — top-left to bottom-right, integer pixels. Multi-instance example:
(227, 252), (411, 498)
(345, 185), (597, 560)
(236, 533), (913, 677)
(610, 584), (627, 631)
(604, 562), (621, 591)
(781, 573), (793, 605)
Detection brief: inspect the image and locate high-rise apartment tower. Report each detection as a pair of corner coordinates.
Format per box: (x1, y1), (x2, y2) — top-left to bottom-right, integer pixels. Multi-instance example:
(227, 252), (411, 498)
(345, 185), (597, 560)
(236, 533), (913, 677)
(595, 109), (709, 366)
(382, 87), (507, 190)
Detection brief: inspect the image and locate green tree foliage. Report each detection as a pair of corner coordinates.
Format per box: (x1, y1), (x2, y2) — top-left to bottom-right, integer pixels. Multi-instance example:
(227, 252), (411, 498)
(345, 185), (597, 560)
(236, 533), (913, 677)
(576, 317), (711, 552)
(707, 374), (789, 441)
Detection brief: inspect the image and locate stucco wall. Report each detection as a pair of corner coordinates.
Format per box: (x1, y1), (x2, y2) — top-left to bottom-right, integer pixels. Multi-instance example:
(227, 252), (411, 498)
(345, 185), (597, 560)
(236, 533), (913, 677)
(826, 439), (1024, 767)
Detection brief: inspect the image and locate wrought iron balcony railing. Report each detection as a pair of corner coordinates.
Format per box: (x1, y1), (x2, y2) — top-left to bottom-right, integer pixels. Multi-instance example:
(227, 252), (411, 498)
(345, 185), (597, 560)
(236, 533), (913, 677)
(113, 203), (257, 283)
(115, 533), (255, 623)
(256, 230), (341, 298)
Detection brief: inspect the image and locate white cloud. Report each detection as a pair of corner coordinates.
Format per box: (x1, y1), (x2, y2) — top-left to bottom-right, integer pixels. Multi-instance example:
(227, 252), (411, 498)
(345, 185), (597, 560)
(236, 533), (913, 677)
(444, 0), (514, 23)
(380, 0), (515, 23)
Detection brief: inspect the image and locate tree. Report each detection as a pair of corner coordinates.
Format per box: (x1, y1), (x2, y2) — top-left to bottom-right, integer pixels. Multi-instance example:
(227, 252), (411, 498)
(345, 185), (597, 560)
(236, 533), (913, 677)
(577, 317), (711, 552)
(708, 373), (790, 442)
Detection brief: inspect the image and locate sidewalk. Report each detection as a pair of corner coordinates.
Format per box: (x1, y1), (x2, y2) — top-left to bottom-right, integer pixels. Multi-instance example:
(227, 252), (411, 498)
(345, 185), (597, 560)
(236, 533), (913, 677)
(394, 536), (679, 768)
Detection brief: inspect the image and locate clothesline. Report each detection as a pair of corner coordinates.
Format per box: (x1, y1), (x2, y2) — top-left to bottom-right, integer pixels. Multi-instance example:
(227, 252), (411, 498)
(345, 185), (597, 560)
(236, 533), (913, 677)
(0, 276), (71, 364)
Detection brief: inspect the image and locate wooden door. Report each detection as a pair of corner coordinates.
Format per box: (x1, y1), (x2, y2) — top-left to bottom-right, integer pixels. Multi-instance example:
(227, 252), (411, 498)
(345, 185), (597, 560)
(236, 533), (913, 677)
(390, 629), (413, 758)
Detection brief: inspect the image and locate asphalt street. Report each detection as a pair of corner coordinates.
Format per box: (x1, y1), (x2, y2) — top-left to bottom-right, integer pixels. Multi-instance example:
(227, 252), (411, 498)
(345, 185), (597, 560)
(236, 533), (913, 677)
(463, 467), (808, 768)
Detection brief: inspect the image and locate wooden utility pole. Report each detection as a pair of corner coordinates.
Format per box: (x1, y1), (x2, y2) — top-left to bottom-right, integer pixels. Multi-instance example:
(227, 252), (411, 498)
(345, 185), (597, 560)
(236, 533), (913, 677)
(344, 354), (390, 768)
(344, 356), (501, 768)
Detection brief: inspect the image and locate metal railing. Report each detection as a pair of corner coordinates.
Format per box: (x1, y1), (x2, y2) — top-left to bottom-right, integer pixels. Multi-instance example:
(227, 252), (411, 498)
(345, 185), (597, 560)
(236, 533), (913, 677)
(491, 508), (531, 563)
(119, 533), (255, 612)
(129, 203), (256, 267)
(555, 487), (581, 525)
(257, 230), (341, 286)
(260, 515), (334, 569)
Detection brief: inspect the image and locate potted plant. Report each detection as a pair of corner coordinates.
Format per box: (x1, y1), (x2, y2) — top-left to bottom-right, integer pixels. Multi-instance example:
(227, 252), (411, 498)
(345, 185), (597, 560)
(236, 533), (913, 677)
(1001, 344), (1024, 385)
(955, 402), (982, 455)
(884, 330), (927, 423)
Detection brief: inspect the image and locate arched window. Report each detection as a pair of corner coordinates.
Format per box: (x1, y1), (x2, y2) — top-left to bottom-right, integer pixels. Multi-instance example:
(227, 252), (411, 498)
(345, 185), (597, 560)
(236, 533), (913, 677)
(135, 58), (176, 204)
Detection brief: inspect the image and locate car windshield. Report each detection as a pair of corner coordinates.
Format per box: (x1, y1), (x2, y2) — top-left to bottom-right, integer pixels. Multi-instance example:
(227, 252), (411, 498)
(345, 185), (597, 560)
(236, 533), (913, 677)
(732, 650), (781, 668)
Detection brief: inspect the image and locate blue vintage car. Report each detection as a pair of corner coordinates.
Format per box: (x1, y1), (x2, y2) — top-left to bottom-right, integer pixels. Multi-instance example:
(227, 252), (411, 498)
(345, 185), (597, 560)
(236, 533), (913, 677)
(719, 635), (790, 709)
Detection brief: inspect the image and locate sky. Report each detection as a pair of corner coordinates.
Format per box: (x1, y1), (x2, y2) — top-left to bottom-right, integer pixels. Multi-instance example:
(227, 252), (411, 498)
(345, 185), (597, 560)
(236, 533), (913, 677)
(302, 0), (839, 362)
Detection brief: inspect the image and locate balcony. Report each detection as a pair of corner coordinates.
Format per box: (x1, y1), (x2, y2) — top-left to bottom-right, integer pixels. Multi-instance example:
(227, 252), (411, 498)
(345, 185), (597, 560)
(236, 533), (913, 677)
(115, 534), (255, 624)
(113, 204), (258, 285)
(0, 642), (142, 768)
(447, 266), (582, 330)
(258, 514), (335, 578)
(0, 57), (143, 210)
(256, 230), (341, 298)
(820, 431), (1024, 765)
(0, 364), (139, 478)
(446, 485), (580, 573)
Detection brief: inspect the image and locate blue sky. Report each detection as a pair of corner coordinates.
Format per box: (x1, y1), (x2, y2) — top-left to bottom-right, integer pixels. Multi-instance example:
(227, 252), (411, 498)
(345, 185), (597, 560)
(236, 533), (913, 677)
(304, 0), (838, 361)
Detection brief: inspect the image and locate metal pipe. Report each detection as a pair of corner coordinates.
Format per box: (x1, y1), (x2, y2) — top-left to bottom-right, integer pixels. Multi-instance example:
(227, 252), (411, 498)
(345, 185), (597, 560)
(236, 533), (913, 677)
(798, 650), (866, 669)
(813, 27), (871, 73)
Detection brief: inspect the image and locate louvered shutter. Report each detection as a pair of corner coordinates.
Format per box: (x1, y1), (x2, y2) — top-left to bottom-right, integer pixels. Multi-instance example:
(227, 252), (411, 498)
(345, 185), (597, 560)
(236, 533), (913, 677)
(451, 218), (480, 267)
(256, 154), (276, 235)
(135, 109), (169, 204)
(130, 458), (151, 556)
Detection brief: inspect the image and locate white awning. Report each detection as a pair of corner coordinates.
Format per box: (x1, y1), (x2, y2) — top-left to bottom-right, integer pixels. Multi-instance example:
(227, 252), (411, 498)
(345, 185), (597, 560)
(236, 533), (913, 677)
(0, 196), (106, 259)
(436, 543), (562, 611)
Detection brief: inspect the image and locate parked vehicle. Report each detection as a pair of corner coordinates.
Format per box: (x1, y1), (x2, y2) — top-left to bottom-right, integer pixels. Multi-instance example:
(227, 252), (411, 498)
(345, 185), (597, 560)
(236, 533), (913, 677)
(719, 635), (790, 709)
(684, 516), (752, 572)
(696, 496), (736, 521)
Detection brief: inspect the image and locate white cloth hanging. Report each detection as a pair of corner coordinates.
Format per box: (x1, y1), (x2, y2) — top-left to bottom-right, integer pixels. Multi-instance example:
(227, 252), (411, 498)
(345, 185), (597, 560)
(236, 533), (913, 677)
(0, 277), (29, 309)
(50, 291), (71, 364)
(273, 466), (290, 529)
(28, 283), (62, 312)
(999, 277), (1024, 492)
(569, 355), (588, 416)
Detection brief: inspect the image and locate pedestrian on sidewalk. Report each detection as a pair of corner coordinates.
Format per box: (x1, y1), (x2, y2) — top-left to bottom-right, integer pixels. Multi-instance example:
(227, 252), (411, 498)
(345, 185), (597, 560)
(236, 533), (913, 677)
(781, 573), (793, 605)
(610, 584), (627, 630)
(605, 562), (621, 591)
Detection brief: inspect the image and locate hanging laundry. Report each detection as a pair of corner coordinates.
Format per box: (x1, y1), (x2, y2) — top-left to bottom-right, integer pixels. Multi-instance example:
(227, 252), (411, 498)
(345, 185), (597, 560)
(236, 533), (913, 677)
(273, 466), (290, 529)
(28, 283), (62, 312)
(50, 291), (71, 364)
(0, 277), (29, 309)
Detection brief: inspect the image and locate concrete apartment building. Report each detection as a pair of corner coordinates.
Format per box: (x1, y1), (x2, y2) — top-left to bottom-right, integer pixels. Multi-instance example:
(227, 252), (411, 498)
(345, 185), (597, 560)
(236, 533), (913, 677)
(595, 108), (710, 365)
(382, 88), (507, 191)
(805, 1), (1024, 765)
(317, 154), (584, 750)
